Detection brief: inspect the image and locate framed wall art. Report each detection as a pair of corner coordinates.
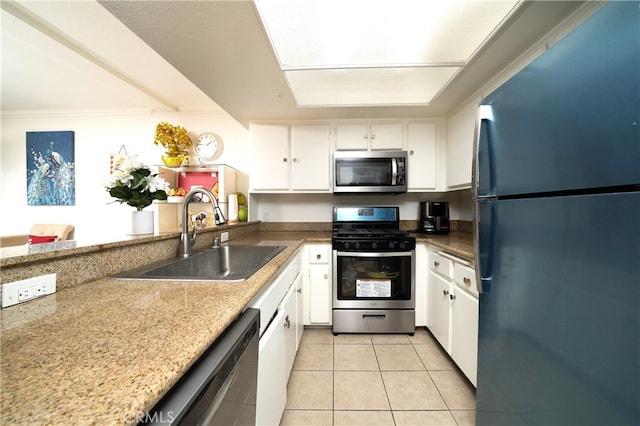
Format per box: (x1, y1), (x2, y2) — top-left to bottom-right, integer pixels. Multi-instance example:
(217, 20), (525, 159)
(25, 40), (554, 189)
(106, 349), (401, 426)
(26, 130), (76, 206)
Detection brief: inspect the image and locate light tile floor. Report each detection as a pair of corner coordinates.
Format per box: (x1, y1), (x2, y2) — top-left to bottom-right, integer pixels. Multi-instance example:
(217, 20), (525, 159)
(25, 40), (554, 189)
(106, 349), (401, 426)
(280, 327), (476, 426)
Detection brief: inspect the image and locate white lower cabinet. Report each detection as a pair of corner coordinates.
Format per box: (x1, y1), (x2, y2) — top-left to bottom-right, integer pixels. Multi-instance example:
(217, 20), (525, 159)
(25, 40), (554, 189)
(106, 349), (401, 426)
(450, 285), (478, 386)
(303, 244), (332, 325)
(251, 250), (303, 426)
(414, 244), (428, 326)
(294, 273), (303, 349)
(427, 270), (452, 351)
(256, 306), (287, 425)
(426, 248), (478, 386)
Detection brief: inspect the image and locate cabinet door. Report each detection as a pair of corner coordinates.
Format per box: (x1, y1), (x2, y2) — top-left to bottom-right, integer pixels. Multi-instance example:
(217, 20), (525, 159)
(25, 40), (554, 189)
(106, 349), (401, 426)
(414, 244), (428, 327)
(407, 122), (437, 190)
(250, 124), (289, 191)
(370, 123), (403, 150)
(294, 273), (304, 350)
(335, 123), (369, 150)
(450, 287), (478, 386)
(308, 264), (332, 324)
(282, 283), (298, 377)
(427, 271), (451, 352)
(446, 100), (478, 189)
(256, 307), (287, 426)
(291, 125), (331, 191)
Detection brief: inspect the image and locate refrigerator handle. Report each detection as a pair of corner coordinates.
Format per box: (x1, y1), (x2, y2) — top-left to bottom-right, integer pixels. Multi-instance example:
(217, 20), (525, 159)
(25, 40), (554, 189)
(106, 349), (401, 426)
(474, 200), (495, 294)
(471, 105), (494, 200)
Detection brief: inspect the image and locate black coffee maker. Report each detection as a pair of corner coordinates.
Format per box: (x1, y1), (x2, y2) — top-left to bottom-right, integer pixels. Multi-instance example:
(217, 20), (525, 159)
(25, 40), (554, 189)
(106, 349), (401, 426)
(419, 201), (450, 234)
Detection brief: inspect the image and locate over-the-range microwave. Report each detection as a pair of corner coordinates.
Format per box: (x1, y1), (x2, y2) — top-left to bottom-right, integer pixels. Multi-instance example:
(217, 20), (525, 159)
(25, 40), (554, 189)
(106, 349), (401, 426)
(333, 150), (407, 194)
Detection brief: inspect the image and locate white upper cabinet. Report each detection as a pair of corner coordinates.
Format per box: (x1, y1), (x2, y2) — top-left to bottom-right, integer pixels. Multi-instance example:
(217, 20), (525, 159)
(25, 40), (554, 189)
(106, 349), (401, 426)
(446, 100), (477, 189)
(369, 123), (403, 150)
(335, 123), (403, 150)
(406, 122), (437, 191)
(334, 123), (369, 150)
(250, 123), (331, 192)
(290, 125), (332, 191)
(250, 124), (289, 191)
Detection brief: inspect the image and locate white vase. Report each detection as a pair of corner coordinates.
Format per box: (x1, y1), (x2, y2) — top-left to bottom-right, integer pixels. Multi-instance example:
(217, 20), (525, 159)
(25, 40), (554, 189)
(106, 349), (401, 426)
(127, 210), (154, 235)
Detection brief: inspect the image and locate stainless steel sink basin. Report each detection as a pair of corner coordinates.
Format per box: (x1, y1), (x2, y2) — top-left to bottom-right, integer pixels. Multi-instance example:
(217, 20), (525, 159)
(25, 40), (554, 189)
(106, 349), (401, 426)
(111, 245), (286, 282)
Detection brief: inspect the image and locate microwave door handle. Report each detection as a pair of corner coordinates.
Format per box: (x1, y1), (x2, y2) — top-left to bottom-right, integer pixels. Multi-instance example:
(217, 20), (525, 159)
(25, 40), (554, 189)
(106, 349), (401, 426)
(391, 158), (398, 185)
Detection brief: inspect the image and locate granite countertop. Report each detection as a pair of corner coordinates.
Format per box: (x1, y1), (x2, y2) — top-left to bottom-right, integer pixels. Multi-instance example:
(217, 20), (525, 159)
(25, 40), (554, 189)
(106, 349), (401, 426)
(411, 231), (474, 261)
(0, 230), (472, 425)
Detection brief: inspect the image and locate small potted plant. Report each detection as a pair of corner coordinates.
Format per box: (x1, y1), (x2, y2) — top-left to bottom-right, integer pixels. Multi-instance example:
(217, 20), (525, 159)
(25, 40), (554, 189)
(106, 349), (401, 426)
(154, 121), (193, 167)
(103, 157), (169, 234)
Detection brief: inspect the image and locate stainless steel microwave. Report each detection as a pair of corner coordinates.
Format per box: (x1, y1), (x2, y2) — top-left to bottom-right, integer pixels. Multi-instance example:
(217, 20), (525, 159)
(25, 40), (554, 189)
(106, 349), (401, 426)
(333, 150), (407, 193)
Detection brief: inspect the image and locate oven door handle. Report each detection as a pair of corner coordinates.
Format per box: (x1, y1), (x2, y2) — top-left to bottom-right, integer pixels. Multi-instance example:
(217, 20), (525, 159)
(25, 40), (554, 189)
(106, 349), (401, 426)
(335, 251), (413, 258)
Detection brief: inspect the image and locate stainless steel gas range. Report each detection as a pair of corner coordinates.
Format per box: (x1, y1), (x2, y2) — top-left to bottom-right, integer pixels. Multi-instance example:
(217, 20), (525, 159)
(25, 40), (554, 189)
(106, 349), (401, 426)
(332, 206), (416, 334)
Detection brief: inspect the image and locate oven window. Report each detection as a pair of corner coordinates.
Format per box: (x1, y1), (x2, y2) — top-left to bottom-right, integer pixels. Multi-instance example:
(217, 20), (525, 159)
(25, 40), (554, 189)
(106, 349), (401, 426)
(335, 253), (412, 300)
(335, 158), (392, 186)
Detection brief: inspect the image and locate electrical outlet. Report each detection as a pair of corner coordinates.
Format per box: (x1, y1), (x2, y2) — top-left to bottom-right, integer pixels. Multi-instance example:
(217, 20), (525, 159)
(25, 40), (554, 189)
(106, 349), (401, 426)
(2, 273), (56, 308)
(220, 232), (229, 243)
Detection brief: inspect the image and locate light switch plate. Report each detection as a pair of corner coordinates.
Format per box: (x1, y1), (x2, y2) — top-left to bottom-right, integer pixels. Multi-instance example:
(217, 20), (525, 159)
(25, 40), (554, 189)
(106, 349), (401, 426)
(2, 273), (56, 308)
(221, 232), (229, 243)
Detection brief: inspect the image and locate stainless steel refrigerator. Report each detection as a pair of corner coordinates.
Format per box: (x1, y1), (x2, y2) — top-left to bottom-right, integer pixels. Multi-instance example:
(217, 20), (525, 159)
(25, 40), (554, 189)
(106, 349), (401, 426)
(472, 2), (639, 425)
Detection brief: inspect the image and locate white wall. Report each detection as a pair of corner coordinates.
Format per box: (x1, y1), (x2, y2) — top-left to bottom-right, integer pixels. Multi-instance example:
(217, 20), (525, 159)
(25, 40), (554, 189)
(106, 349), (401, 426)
(0, 111), (249, 240)
(251, 190), (472, 223)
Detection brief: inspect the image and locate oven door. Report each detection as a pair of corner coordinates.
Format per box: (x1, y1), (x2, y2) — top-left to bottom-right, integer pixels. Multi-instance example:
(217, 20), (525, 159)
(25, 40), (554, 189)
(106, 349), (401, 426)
(333, 250), (415, 309)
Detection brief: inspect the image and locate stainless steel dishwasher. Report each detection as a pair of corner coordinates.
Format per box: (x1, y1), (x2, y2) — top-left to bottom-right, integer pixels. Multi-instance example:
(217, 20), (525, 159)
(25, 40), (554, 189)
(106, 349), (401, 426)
(140, 308), (259, 425)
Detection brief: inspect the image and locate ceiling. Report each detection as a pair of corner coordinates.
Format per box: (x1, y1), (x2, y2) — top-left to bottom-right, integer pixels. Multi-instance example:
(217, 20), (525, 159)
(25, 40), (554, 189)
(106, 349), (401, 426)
(2, 1), (587, 127)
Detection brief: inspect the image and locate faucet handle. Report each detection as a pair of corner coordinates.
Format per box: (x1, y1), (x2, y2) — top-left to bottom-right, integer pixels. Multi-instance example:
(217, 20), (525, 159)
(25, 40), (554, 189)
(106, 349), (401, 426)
(212, 236), (221, 248)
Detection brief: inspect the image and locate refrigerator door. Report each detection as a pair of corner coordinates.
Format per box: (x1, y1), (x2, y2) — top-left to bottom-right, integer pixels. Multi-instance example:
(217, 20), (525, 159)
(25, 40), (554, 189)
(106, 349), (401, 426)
(476, 192), (640, 425)
(480, 2), (639, 197)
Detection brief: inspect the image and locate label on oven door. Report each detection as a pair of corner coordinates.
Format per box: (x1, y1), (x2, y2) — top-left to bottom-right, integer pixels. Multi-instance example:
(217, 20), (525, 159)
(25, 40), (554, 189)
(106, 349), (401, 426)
(356, 279), (391, 297)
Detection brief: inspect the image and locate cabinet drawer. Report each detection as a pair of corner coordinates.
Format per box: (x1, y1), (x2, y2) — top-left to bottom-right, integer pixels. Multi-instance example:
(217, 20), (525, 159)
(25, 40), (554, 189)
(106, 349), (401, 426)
(454, 263), (478, 297)
(308, 245), (330, 264)
(431, 252), (454, 279)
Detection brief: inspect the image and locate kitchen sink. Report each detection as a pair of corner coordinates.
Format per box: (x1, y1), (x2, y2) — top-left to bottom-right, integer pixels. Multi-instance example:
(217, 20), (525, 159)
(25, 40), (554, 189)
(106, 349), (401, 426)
(111, 245), (286, 282)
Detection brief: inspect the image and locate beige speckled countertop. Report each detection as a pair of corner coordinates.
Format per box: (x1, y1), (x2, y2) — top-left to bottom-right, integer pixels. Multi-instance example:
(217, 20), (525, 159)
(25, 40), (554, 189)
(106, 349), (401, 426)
(411, 231), (474, 261)
(1, 229), (472, 425)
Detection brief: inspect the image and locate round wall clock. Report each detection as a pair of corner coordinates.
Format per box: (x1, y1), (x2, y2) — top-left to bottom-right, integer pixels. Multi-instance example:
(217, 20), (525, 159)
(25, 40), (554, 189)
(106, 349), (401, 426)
(194, 132), (223, 165)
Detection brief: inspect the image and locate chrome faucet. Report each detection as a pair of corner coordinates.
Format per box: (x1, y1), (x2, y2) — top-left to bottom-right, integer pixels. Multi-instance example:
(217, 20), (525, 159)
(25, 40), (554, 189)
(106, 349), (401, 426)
(178, 188), (227, 258)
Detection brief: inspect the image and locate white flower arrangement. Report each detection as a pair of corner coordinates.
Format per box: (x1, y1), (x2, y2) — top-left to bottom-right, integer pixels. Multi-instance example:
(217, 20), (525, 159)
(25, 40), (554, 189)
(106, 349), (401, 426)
(103, 158), (169, 211)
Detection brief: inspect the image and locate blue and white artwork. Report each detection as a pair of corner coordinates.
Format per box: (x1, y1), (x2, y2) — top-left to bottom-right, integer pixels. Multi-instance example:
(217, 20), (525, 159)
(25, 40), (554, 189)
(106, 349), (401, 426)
(26, 131), (75, 206)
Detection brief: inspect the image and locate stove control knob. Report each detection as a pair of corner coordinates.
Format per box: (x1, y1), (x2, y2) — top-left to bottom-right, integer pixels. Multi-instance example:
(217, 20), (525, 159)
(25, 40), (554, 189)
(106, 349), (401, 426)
(388, 241), (396, 249)
(354, 242), (360, 250)
(371, 241), (378, 249)
(399, 242), (406, 250)
(343, 242), (350, 250)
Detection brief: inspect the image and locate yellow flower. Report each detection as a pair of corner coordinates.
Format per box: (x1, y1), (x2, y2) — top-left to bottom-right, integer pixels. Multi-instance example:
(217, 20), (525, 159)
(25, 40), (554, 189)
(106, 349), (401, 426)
(153, 122), (192, 154)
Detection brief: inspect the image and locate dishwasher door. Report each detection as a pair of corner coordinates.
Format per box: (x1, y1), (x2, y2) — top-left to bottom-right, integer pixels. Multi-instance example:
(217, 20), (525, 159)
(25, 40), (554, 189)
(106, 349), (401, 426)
(140, 308), (259, 426)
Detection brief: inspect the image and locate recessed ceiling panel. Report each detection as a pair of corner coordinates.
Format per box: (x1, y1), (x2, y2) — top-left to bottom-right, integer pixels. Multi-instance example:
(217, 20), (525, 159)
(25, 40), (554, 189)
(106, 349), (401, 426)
(256, 0), (519, 67)
(285, 67), (459, 106)
(255, 0), (520, 107)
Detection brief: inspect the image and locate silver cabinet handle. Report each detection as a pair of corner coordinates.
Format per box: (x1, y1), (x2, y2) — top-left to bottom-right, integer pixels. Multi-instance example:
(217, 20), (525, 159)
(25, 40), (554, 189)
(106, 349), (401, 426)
(434, 261), (440, 267)
(316, 254), (321, 260)
(284, 315), (291, 329)
(443, 289), (449, 296)
(297, 288), (302, 294)
(450, 294), (456, 300)
(463, 277), (471, 287)
(282, 158), (287, 162)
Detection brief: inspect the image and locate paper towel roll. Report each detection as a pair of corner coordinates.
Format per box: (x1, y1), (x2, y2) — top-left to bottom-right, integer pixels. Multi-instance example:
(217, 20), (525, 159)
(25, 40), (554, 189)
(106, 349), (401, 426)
(228, 194), (238, 221)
